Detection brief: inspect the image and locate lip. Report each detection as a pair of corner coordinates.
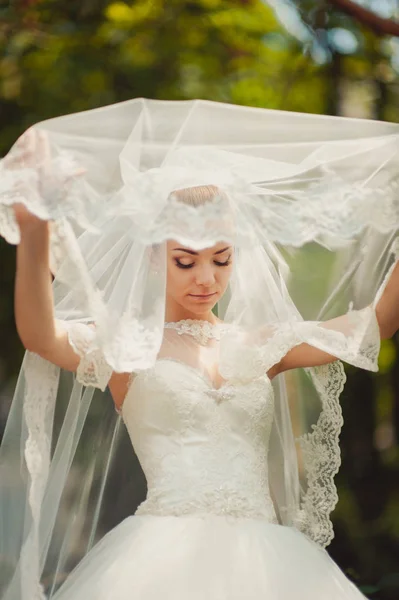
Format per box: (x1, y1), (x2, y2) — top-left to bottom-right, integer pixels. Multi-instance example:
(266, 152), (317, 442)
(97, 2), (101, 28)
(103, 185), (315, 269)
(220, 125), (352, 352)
(188, 292), (217, 299)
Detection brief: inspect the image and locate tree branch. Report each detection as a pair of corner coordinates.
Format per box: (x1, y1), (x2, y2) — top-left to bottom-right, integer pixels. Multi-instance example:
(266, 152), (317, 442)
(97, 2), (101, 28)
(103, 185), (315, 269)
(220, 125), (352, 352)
(328, 0), (399, 37)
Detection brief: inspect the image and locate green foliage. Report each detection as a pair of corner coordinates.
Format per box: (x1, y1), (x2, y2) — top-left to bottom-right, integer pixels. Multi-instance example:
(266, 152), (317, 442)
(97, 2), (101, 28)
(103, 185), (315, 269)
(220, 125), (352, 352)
(0, 0), (329, 150)
(378, 339), (397, 374)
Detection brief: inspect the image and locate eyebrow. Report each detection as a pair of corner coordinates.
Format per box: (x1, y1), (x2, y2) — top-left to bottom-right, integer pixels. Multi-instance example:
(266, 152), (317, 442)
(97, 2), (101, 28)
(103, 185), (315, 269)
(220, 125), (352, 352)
(172, 246), (231, 256)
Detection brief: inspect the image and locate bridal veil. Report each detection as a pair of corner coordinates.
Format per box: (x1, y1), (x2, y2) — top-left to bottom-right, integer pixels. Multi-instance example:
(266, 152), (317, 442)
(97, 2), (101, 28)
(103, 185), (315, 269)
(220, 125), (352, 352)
(0, 98), (398, 598)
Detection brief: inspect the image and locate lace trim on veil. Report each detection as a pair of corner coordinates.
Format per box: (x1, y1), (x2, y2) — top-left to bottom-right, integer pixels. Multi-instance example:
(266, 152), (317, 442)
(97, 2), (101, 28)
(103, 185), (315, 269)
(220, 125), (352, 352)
(19, 353), (60, 599)
(294, 361), (346, 547)
(290, 240), (399, 547)
(0, 142), (95, 245)
(1, 137), (399, 250)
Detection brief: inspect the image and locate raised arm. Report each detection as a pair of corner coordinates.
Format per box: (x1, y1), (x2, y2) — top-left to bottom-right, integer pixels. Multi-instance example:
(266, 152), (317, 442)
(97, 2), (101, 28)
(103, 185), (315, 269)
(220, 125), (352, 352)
(14, 205), (129, 409)
(14, 206), (80, 371)
(374, 261), (399, 340)
(273, 261), (399, 377)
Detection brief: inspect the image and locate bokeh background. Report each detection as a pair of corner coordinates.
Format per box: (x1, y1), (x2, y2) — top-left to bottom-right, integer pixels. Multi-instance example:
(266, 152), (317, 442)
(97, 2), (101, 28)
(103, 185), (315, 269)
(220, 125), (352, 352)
(1, 0), (399, 597)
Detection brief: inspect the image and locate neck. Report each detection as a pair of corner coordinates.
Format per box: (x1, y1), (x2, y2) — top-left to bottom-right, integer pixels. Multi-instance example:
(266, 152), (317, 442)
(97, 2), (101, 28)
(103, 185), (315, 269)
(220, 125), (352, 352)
(165, 302), (218, 325)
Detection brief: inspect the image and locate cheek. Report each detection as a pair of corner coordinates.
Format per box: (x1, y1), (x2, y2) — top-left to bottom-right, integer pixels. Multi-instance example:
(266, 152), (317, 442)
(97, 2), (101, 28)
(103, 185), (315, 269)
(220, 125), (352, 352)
(217, 265), (232, 288)
(167, 265), (193, 295)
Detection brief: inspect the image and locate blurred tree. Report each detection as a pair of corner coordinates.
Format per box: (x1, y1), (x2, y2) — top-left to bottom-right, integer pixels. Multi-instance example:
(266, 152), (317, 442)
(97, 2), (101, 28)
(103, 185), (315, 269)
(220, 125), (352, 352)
(328, 0), (399, 36)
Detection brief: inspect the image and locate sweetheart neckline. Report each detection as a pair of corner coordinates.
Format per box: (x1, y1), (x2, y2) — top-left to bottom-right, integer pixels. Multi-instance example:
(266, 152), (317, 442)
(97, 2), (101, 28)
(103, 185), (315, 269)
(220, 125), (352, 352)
(156, 358), (229, 391)
(122, 358), (271, 416)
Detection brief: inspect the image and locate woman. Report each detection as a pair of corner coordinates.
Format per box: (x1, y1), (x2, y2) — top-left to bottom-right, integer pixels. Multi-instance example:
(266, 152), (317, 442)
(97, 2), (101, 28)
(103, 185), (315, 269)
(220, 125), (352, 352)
(1, 99), (399, 599)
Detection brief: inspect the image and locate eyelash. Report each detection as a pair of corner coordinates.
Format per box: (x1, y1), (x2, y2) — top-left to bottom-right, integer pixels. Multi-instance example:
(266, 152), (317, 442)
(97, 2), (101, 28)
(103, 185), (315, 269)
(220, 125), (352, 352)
(175, 257), (231, 269)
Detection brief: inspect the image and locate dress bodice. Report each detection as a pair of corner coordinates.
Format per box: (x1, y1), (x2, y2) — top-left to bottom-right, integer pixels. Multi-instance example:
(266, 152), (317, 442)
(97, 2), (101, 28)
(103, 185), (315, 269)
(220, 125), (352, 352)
(122, 357), (278, 523)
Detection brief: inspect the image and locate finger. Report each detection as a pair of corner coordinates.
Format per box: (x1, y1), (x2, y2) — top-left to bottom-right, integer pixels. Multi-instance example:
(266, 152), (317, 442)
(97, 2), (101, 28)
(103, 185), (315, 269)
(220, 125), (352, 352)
(3, 130), (33, 168)
(14, 128), (32, 150)
(14, 128), (37, 168)
(21, 128), (36, 161)
(37, 131), (55, 191)
(38, 130), (52, 168)
(64, 166), (87, 182)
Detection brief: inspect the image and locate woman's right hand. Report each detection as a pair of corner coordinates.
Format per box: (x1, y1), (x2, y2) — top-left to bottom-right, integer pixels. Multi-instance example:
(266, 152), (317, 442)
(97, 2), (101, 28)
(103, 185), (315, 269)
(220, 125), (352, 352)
(5, 127), (84, 237)
(4, 128), (52, 235)
(4, 127), (51, 172)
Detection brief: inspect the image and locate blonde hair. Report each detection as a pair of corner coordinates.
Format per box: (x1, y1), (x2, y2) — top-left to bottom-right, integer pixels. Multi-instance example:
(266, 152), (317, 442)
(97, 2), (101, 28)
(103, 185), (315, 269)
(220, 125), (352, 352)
(171, 185), (224, 207)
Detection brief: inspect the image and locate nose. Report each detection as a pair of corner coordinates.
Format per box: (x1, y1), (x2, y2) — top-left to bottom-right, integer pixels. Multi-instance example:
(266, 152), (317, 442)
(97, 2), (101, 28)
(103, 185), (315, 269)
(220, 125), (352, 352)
(195, 264), (216, 287)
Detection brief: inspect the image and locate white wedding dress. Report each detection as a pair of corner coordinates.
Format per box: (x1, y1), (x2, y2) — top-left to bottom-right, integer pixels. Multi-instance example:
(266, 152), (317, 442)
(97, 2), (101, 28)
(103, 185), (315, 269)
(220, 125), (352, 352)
(52, 320), (366, 600)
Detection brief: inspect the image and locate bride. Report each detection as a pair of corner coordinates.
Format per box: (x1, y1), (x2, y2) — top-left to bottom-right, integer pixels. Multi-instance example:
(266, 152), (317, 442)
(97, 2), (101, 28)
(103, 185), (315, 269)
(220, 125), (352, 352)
(1, 98), (399, 599)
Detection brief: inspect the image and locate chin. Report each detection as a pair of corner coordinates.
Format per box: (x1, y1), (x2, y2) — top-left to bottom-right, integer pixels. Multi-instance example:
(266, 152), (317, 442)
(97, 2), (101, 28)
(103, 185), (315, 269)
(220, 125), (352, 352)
(183, 295), (219, 313)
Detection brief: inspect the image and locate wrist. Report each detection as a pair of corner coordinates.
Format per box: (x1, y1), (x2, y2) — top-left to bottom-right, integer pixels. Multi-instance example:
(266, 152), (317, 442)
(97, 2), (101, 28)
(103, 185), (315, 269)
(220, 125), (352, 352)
(17, 220), (50, 261)
(18, 218), (49, 240)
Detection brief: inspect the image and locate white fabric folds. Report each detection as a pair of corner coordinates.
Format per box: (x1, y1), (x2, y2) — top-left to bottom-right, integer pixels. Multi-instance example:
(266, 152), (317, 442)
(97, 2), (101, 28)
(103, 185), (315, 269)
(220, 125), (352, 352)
(0, 98), (398, 598)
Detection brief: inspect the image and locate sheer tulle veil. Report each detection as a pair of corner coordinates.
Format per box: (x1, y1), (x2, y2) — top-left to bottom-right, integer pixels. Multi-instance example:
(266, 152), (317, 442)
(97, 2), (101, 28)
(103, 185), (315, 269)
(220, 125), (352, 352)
(0, 98), (398, 598)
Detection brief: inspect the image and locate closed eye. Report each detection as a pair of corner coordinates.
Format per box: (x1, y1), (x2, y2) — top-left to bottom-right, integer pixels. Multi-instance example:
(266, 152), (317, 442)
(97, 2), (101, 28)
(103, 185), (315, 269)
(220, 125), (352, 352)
(214, 257), (231, 267)
(174, 256), (231, 269)
(175, 259), (195, 269)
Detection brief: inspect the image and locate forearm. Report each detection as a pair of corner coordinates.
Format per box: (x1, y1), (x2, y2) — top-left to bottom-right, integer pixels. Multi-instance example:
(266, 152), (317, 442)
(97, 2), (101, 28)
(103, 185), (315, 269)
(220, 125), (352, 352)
(375, 261), (399, 340)
(15, 221), (57, 352)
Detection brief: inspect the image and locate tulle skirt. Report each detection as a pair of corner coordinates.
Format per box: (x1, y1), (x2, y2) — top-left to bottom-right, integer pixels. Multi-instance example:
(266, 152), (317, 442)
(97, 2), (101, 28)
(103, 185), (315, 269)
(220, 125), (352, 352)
(53, 515), (366, 600)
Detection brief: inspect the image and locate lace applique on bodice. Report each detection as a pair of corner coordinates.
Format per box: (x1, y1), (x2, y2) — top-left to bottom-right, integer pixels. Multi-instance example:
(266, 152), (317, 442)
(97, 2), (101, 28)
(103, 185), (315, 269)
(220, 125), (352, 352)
(122, 357), (277, 523)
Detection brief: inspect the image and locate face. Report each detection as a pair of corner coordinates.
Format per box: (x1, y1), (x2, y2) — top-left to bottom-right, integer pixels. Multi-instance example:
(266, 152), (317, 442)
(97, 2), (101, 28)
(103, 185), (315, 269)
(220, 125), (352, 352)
(165, 240), (234, 320)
